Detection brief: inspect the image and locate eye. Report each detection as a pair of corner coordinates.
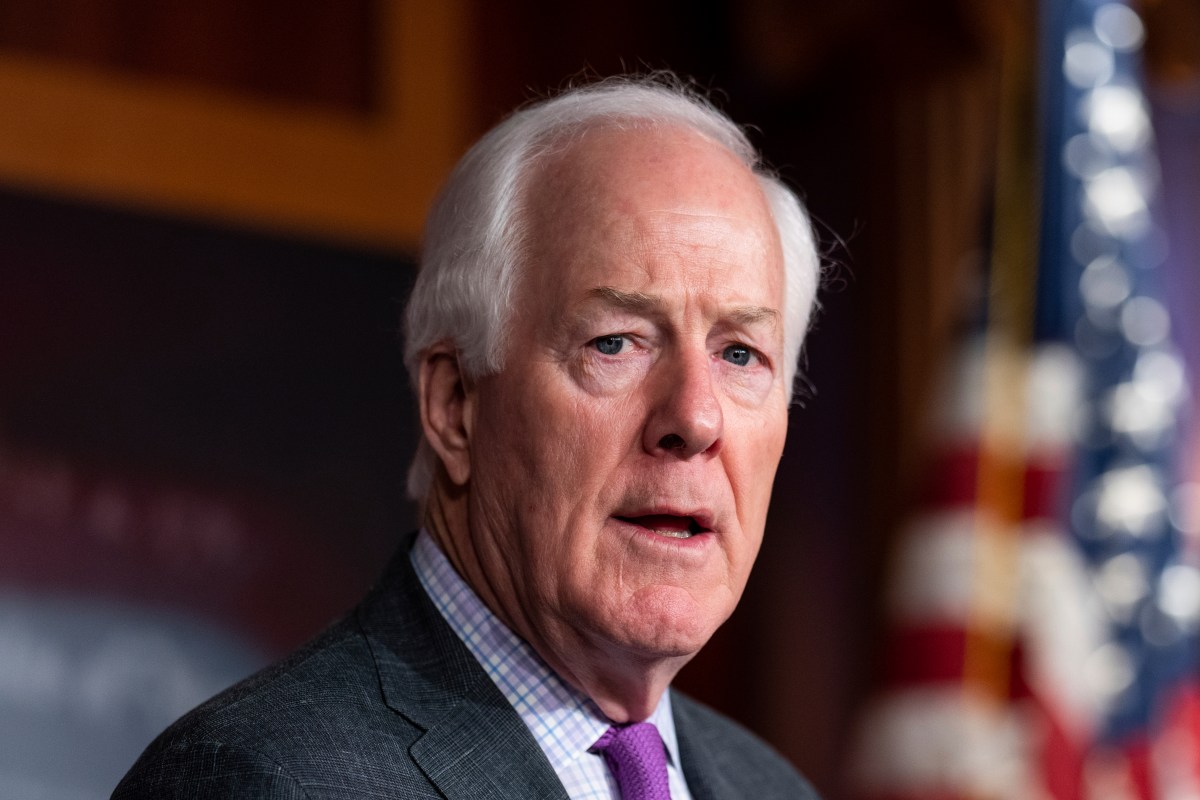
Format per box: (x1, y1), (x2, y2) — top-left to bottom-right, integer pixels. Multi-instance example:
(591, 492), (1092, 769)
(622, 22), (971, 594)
(722, 344), (754, 367)
(593, 334), (628, 356)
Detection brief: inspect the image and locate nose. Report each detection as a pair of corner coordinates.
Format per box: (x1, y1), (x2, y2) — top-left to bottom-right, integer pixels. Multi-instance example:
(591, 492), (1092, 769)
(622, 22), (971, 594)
(642, 349), (724, 459)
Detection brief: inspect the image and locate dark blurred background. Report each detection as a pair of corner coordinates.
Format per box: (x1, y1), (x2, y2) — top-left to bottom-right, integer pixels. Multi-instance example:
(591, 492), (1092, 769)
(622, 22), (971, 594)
(1, 1), (1198, 798)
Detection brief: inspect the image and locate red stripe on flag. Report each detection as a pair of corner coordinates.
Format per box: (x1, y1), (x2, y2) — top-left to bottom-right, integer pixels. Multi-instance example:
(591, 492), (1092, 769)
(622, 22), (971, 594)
(1016, 671), (1086, 800)
(883, 626), (968, 687)
(1023, 457), (1069, 520)
(1126, 739), (1153, 800)
(917, 445), (1067, 521)
(918, 447), (981, 508)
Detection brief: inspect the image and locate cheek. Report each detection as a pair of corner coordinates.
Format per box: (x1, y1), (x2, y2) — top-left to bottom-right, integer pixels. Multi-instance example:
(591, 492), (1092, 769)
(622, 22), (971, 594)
(729, 412), (788, 525)
(486, 386), (640, 509)
(571, 353), (653, 396)
(713, 361), (775, 406)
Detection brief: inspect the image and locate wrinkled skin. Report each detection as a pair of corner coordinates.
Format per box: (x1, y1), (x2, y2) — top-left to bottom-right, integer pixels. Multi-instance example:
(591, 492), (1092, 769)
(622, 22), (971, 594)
(420, 125), (790, 721)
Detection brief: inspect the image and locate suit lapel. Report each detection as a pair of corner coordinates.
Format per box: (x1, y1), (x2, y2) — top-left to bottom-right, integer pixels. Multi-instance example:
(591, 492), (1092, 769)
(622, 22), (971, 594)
(356, 535), (569, 800)
(673, 691), (732, 800)
(410, 679), (569, 800)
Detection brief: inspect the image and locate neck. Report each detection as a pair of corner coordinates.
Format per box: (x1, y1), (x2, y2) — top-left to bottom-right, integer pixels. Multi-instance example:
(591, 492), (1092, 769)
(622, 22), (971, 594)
(549, 645), (689, 722)
(422, 473), (690, 723)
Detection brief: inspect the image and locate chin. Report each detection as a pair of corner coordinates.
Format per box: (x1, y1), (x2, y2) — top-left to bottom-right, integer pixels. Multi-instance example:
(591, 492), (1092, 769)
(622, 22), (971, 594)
(606, 588), (731, 660)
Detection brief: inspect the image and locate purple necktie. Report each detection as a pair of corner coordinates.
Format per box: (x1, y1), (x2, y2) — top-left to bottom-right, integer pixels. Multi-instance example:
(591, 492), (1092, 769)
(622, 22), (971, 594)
(591, 722), (671, 800)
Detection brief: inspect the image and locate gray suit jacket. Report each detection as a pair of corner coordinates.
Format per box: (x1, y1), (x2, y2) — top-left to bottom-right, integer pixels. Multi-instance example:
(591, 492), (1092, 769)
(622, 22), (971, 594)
(113, 536), (819, 799)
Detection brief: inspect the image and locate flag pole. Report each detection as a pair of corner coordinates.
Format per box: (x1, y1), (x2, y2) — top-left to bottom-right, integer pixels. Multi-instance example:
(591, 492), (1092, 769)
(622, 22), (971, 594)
(962, 0), (1043, 709)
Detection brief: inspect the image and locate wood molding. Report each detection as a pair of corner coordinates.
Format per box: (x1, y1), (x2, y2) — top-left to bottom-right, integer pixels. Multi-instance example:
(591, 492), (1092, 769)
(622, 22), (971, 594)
(0, 0), (470, 249)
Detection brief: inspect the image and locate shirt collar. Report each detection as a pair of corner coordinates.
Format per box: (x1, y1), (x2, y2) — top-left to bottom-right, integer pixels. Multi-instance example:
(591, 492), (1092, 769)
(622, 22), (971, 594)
(410, 529), (682, 773)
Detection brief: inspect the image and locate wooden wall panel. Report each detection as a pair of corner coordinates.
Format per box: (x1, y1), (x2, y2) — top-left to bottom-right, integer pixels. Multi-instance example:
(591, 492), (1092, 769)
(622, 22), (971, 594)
(0, 0), (471, 250)
(0, 0), (377, 111)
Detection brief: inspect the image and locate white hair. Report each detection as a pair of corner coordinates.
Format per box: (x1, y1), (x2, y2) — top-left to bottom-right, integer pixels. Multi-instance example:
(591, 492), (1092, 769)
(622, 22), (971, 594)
(403, 75), (821, 499)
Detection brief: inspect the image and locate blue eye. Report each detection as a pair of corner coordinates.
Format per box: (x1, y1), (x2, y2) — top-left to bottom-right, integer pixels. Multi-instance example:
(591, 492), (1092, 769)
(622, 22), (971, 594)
(722, 344), (753, 366)
(593, 335), (626, 355)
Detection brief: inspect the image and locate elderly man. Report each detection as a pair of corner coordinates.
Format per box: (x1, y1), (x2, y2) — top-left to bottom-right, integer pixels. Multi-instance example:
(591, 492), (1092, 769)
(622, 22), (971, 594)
(115, 76), (822, 800)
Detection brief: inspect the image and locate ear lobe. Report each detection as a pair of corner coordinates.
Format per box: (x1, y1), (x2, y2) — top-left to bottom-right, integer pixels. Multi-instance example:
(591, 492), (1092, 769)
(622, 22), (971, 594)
(418, 344), (473, 486)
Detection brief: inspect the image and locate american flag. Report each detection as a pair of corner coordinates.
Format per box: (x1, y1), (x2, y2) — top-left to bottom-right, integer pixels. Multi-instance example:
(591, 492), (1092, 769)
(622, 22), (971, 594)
(850, 1), (1200, 797)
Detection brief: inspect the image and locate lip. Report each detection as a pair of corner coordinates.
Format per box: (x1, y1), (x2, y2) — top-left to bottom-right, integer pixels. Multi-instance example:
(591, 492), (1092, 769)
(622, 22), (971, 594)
(612, 508), (716, 540)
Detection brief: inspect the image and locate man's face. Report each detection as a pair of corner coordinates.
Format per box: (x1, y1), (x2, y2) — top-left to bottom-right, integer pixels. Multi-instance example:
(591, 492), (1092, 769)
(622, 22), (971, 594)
(462, 126), (790, 671)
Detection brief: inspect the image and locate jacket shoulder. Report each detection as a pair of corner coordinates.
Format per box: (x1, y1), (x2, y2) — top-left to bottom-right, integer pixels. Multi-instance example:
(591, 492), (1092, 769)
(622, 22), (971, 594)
(112, 738), (309, 799)
(113, 614), (435, 799)
(672, 691), (822, 799)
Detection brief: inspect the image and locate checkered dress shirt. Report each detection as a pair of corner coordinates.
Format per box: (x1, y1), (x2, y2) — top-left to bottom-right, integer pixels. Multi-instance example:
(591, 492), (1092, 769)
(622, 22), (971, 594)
(411, 530), (694, 800)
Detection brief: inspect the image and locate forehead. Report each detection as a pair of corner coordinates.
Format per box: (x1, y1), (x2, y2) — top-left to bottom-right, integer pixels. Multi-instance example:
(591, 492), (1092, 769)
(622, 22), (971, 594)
(517, 125), (783, 311)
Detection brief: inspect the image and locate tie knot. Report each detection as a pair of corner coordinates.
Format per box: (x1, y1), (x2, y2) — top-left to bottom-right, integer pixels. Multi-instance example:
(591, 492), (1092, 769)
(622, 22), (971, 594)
(592, 722), (670, 800)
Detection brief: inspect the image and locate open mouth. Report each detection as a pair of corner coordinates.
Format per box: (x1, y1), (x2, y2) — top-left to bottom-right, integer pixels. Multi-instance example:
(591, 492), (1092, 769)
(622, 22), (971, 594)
(615, 514), (709, 539)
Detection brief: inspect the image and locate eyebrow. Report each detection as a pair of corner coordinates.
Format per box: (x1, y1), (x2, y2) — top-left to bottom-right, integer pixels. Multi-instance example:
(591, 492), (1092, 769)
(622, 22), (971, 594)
(586, 286), (780, 329)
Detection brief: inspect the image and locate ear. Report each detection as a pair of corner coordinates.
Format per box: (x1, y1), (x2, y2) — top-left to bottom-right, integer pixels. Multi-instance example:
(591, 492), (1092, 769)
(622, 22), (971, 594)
(418, 344), (474, 486)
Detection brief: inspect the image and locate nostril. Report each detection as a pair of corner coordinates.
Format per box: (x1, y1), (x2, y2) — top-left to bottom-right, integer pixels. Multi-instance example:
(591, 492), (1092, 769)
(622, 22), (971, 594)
(658, 433), (686, 450)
